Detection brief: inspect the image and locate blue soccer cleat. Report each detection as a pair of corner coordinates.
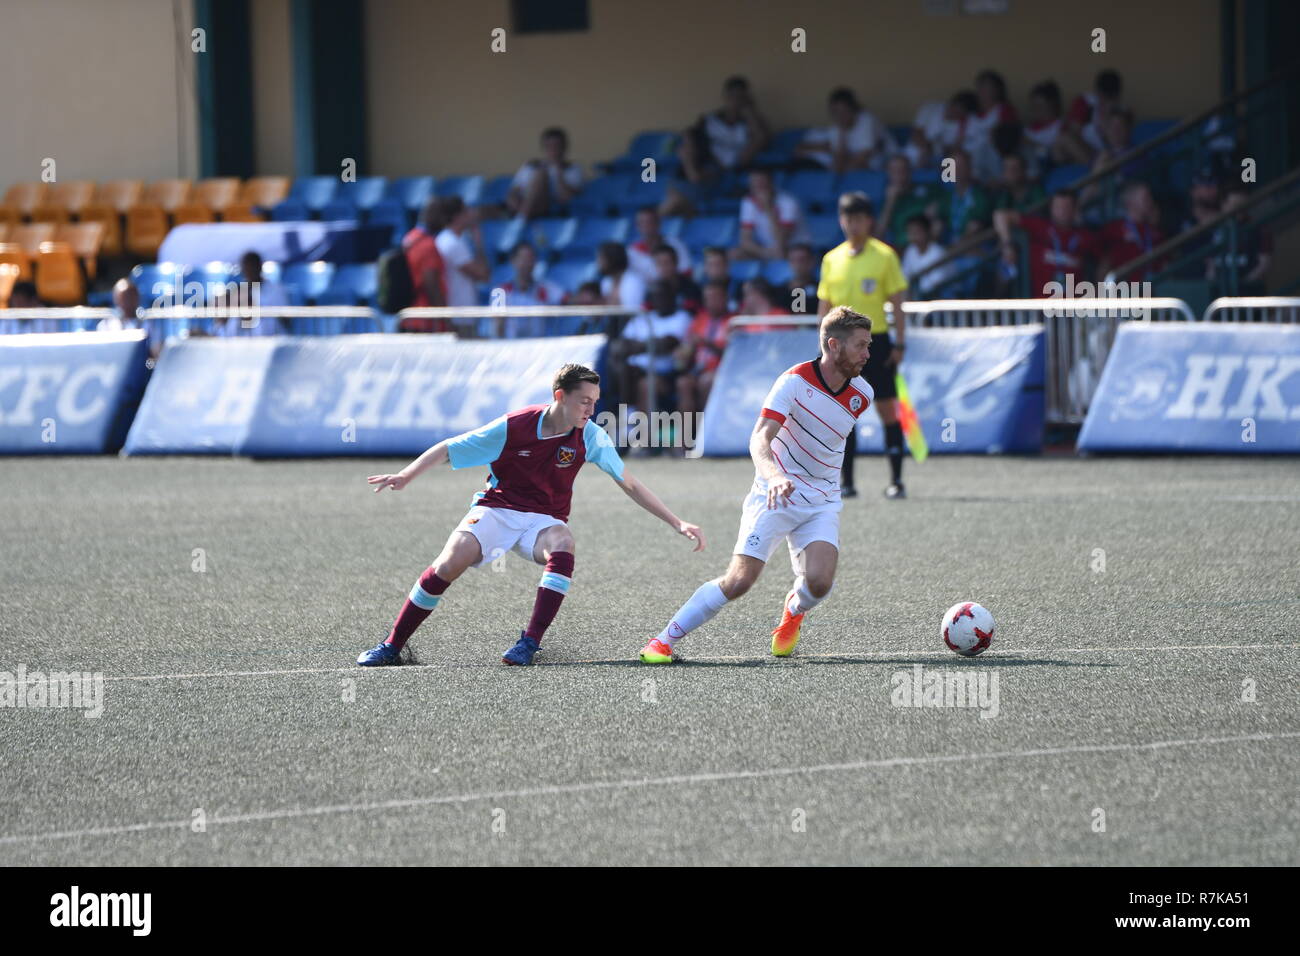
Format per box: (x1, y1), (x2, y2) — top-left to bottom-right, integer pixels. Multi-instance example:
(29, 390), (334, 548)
(502, 633), (540, 666)
(356, 640), (402, 667)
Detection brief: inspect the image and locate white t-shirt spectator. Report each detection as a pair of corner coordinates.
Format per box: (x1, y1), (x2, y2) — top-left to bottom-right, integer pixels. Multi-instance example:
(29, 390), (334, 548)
(901, 242), (951, 296)
(511, 160), (583, 196)
(624, 309), (691, 373)
(479, 279), (566, 338)
(703, 113), (749, 169)
(626, 236), (692, 283)
(800, 110), (891, 169)
(436, 228), (478, 307)
(600, 270), (647, 311)
(213, 280), (288, 336)
(740, 192), (808, 249)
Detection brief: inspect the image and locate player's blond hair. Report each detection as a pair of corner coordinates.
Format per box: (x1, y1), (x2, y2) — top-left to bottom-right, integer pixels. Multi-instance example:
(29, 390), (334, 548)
(820, 306), (873, 350)
(553, 363), (600, 394)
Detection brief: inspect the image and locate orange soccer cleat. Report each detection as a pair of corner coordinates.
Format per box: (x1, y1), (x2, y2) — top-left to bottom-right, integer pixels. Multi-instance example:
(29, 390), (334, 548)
(770, 591), (803, 657)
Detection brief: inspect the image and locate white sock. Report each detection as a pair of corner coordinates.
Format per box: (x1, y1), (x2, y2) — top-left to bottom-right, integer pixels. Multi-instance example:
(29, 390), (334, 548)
(788, 576), (830, 616)
(658, 580), (728, 645)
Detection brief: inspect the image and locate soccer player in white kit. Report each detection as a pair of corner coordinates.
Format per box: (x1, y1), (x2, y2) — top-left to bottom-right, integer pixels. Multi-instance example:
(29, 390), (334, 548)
(639, 306), (875, 662)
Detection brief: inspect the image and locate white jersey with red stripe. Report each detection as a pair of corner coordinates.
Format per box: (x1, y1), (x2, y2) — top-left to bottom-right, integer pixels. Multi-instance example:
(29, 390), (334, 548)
(756, 359), (873, 507)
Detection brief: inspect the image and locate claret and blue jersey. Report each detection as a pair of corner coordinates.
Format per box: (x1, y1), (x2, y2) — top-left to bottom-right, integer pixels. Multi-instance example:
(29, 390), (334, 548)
(445, 404), (625, 522)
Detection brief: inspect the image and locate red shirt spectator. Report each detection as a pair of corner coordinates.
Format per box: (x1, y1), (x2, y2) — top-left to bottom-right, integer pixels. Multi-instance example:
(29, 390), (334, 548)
(687, 309), (731, 373)
(1020, 216), (1099, 293)
(398, 223), (448, 332)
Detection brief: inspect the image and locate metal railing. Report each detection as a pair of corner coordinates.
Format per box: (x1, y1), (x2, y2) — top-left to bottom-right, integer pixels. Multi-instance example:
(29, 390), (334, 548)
(1203, 296), (1300, 322)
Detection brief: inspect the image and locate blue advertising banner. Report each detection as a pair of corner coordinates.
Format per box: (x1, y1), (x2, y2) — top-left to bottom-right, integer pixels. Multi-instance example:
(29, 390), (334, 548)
(0, 332), (150, 454)
(123, 337), (281, 455)
(239, 334), (607, 457)
(1079, 323), (1300, 453)
(697, 326), (1045, 455)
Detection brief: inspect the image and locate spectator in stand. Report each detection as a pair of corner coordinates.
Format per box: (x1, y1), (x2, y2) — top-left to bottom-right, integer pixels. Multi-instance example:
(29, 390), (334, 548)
(1080, 109), (1144, 213)
(675, 278), (733, 420)
(1025, 80), (1065, 167)
(610, 278), (690, 417)
(210, 252), (286, 336)
(994, 153), (1046, 213)
(1099, 181), (1165, 281)
(662, 75), (771, 217)
(738, 276), (791, 332)
(571, 280), (603, 306)
(506, 127), (584, 221)
(995, 190), (1100, 297)
(1174, 172), (1223, 279)
(627, 206), (691, 283)
(900, 214), (952, 297)
(96, 277), (163, 358)
(1, 281), (50, 334)
(783, 242), (820, 314)
(598, 240), (647, 313)
(480, 240), (565, 338)
(398, 198), (448, 333)
(794, 87), (892, 173)
(733, 169), (808, 261)
(879, 154), (944, 249)
(652, 244), (702, 313)
(436, 198), (491, 335)
(910, 90), (980, 167)
(1066, 69), (1124, 161)
(942, 149), (994, 242)
(1209, 186), (1271, 295)
(699, 246), (740, 308)
(967, 70), (1019, 154)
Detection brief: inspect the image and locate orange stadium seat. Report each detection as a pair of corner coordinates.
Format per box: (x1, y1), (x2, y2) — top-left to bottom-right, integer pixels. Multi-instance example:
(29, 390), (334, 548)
(96, 179), (144, 213)
(171, 203), (214, 226)
(13, 223), (57, 256)
(0, 206), (19, 231)
(2, 182), (49, 218)
(125, 203), (170, 259)
(29, 203), (70, 225)
(35, 241), (85, 306)
(196, 177), (242, 215)
(143, 179), (193, 212)
(224, 176), (289, 221)
(77, 202), (123, 258)
(0, 262), (18, 308)
(57, 221), (105, 280)
(0, 222), (10, 244)
(0, 243), (33, 282)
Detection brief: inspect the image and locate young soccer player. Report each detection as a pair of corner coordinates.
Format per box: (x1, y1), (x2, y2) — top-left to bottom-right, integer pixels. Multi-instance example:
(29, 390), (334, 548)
(360, 363), (705, 667)
(639, 307), (874, 663)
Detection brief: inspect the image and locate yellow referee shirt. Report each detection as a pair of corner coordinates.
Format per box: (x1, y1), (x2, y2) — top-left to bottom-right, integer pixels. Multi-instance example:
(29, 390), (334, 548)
(817, 238), (908, 334)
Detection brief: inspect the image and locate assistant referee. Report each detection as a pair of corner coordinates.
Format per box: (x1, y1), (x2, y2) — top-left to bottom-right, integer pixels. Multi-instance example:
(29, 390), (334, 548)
(816, 192), (910, 499)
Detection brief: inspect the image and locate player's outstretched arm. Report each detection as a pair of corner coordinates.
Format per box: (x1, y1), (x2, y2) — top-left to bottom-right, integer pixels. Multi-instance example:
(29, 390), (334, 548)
(750, 417), (794, 509)
(367, 439), (451, 492)
(616, 470), (705, 552)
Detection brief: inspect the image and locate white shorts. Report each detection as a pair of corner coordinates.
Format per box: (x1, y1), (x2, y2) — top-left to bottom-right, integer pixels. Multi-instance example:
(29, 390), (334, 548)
(732, 487), (841, 570)
(453, 505), (565, 568)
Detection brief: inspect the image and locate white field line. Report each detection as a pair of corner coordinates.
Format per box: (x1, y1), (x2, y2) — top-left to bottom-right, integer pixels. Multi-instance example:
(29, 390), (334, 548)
(1, 730), (1295, 847)
(61, 641), (1297, 684)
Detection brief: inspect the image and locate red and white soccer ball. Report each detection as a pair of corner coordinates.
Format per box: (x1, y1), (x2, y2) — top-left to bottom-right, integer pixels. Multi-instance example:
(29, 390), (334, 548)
(941, 602), (995, 657)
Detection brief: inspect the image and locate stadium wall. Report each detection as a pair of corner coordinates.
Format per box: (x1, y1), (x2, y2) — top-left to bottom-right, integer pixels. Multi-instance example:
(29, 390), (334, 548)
(363, 0), (1221, 178)
(0, 0), (200, 188)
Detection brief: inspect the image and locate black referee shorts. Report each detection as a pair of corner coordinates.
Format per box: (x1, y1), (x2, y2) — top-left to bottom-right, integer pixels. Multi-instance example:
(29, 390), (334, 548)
(861, 331), (898, 402)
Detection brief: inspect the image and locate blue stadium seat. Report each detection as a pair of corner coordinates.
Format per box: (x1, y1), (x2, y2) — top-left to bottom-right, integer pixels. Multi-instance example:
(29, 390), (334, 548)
(480, 175), (513, 207)
(836, 170), (886, 209)
(781, 170), (837, 212)
(281, 261), (335, 304)
(385, 176), (435, 212)
(131, 262), (180, 302)
(912, 168), (942, 186)
(527, 217), (576, 258)
(481, 217), (525, 261)
(319, 199), (360, 222)
(889, 125), (911, 149)
(607, 130), (679, 171)
(614, 177), (668, 215)
(804, 215), (843, 251)
(1046, 164), (1089, 194)
(763, 259), (794, 285)
(544, 259), (598, 294)
(318, 263), (378, 305)
(703, 195), (742, 216)
(569, 175), (631, 217)
(1133, 118), (1177, 147)
(435, 175), (484, 205)
(288, 176), (339, 213)
(566, 216), (630, 255)
(680, 215), (738, 251)
(197, 261), (233, 302)
(659, 216), (685, 239)
(728, 260), (761, 282)
(270, 198), (310, 222)
(753, 128), (807, 168)
(335, 176), (387, 211)
(367, 199), (410, 246)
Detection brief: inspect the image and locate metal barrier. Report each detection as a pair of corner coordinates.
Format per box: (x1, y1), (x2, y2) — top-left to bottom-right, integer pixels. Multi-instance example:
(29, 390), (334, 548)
(0, 306), (384, 339)
(901, 298), (1196, 424)
(1202, 296), (1300, 323)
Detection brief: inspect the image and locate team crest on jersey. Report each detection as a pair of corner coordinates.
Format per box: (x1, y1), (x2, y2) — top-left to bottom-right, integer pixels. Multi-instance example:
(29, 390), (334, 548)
(849, 395), (863, 413)
(556, 445), (577, 467)
(467, 516), (480, 525)
(860, 278), (877, 294)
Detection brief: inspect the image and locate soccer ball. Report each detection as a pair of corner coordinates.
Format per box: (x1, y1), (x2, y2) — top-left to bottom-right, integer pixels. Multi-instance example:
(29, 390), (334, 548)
(941, 602), (995, 657)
